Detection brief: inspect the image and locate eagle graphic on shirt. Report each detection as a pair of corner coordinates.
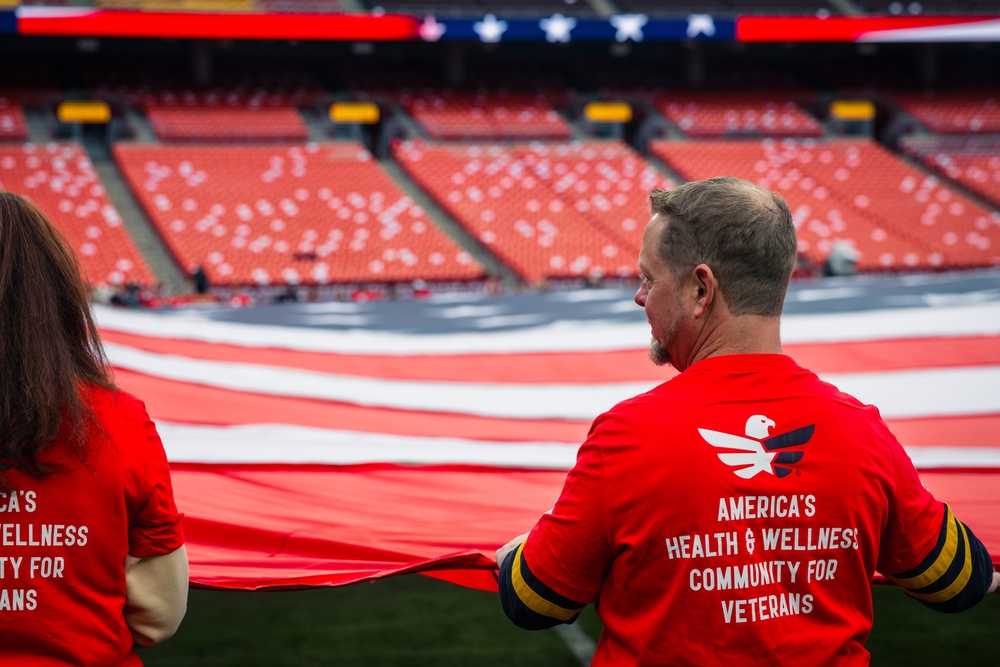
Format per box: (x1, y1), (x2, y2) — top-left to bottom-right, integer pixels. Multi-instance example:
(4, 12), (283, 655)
(699, 415), (814, 479)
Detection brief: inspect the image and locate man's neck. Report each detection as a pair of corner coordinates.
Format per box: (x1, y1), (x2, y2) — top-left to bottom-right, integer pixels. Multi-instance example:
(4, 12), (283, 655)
(679, 314), (783, 371)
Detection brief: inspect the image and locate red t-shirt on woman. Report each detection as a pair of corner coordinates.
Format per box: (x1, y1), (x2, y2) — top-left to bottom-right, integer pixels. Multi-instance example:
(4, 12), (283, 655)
(0, 387), (184, 666)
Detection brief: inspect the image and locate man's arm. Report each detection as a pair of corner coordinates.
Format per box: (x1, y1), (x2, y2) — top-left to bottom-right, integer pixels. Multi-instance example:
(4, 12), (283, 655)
(124, 545), (189, 647)
(495, 532), (529, 571)
(887, 506), (995, 613)
(493, 415), (616, 630)
(496, 539), (587, 630)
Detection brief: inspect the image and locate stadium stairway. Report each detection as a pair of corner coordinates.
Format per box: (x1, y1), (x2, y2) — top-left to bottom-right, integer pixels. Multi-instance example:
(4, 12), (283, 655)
(124, 105), (158, 143)
(299, 106), (332, 143)
(84, 144), (189, 293)
(23, 107), (51, 144)
(379, 157), (521, 288)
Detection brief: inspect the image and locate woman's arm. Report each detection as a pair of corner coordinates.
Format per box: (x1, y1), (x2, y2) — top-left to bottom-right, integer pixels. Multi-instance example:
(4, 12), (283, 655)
(124, 545), (189, 647)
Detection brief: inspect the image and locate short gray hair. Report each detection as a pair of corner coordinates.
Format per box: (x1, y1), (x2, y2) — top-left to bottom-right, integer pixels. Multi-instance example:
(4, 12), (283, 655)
(648, 177), (797, 316)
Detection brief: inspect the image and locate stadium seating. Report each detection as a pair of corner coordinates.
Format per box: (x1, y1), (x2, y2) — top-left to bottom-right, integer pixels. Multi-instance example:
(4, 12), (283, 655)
(399, 91), (573, 140)
(80, 69), (320, 141)
(892, 89), (1000, 134)
(0, 143), (155, 287)
(652, 91), (824, 138)
(81, 66), (325, 108)
(926, 153), (1000, 209)
(0, 97), (29, 141)
(143, 104), (309, 142)
(113, 142), (484, 286)
(650, 138), (999, 272)
(393, 139), (676, 283)
(340, 65), (572, 140)
(903, 139), (1000, 210)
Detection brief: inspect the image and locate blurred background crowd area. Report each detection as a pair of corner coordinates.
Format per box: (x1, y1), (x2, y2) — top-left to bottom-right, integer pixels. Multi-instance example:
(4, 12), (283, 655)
(0, 0), (997, 308)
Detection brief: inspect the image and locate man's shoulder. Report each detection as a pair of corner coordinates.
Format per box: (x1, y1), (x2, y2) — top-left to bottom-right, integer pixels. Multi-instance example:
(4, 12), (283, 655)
(593, 379), (687, 430)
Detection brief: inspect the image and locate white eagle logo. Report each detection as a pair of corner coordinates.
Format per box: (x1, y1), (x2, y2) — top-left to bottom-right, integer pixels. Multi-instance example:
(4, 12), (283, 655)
(699, 415), (813, 479)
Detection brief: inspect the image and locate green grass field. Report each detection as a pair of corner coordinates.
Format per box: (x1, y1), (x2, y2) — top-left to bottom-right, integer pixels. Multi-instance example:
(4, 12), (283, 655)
(140, 576), (999, 666)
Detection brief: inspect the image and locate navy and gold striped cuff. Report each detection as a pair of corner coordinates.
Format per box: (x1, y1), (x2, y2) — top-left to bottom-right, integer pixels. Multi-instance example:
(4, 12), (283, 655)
(498, 542), (586, 630)
(890, 504), (994, 613)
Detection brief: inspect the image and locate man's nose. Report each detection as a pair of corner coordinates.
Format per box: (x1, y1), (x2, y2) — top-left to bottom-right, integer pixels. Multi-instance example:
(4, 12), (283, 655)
(634, 286), (646, 307)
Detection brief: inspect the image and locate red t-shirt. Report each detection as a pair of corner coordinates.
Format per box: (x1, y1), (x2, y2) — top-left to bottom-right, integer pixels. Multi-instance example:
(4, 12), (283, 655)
(522, 354), (943, 667)
(0, 387), (185, 666)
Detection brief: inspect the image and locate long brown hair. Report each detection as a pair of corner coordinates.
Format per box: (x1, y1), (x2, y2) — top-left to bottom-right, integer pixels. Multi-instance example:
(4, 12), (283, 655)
(0, 191), (115, 489)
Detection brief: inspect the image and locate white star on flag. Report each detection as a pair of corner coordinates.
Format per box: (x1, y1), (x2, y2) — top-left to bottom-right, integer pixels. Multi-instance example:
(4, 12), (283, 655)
(419, 16), (446, 42)
(474, 14), (508, 43)
(687, 13), (716, 38)
(540, 14), (576, 43)
(610, 14), (647, 42)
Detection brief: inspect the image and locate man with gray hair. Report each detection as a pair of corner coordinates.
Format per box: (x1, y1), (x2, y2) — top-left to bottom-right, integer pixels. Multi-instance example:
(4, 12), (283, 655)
(495, 177), (998, 666)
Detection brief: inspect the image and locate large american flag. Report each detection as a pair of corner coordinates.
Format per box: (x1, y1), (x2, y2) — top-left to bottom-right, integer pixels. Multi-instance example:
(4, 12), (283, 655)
(94, 278), (1000, 591)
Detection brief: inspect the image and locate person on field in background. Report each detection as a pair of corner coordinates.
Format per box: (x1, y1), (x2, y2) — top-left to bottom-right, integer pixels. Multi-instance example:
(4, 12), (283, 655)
(0, 191), (188, 666)
(495, 177), (998, 666)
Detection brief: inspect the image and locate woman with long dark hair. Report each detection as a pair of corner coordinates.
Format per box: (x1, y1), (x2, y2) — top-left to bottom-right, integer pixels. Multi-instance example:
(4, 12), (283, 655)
(0, 191), (187, 665)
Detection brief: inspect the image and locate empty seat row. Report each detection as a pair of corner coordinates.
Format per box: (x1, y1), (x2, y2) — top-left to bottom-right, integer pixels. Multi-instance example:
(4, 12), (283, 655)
(0, 97), (28, 141)
(916, 151), (1000, 210)
(0, 143), (154, 287)
(892, 90), (1000, 134)
(393, 139), (675, 283)
(114, 141), (484, 286)
(653, 91), (824, 138)
(650, 138), (999, 271)
(143, 105), (310, 142)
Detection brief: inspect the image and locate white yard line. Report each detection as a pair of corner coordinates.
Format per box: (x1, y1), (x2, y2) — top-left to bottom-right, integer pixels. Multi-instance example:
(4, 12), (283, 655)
(554, 623), (597, 667)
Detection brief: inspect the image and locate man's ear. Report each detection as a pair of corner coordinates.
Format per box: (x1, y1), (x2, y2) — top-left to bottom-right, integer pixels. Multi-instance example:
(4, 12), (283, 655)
(692, 264), (715, 317)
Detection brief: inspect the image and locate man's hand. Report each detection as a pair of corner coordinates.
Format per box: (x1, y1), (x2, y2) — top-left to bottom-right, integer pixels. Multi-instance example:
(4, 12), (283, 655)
(990, 571), (999, 595)
(495, 532), (531, 567)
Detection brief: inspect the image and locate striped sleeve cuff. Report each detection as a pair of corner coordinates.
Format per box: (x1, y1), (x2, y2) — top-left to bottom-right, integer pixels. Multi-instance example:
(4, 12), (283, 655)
(889, 504), (994, 613)
(498, 542), (586, 630)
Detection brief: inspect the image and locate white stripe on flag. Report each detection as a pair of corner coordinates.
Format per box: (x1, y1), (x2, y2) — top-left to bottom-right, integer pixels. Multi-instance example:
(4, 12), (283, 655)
(158, 422), (579, 468)
(94, 300), (1000, 355)
(156, 422), (1000, 469)
(107, 340), (1000, 420)
(106, 342), (654, 419)
(831, 366), (1000, 419)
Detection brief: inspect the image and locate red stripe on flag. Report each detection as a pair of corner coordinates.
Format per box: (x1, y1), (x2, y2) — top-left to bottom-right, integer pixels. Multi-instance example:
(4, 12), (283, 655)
(883, 414), (1000, 448)
(102, 328), (1000, 382)
(171, 463), (566, 589)
(171, 464), (1000, 590)
(119, 370), (591, 443)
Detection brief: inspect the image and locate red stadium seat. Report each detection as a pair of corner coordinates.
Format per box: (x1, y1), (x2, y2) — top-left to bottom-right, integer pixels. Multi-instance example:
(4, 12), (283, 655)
(902, 135), (1000, 206)
(113, 142), (484, 286)
(653, 91), (823, 138)
(650, 138), (1000, 272)
(0, 97), (29, 141)
(393, 139), (676, 283)
(893, 89), (1000, 134)
(388, 90), (572, 140)
(916, 150), (1000, 210)
(0, 143), (155, 287)
(143, 104), (309, 142)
